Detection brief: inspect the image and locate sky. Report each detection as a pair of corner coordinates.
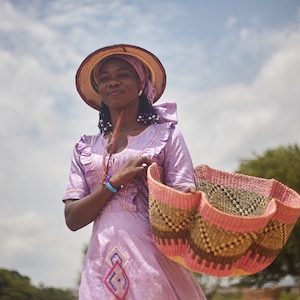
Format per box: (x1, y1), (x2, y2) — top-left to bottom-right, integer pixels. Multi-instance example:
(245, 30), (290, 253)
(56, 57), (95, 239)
(0, 0), (300, 289)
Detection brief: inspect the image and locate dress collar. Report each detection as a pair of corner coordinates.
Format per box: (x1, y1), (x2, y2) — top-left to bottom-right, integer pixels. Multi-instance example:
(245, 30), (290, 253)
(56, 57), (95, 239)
(154, 102), (178, 125)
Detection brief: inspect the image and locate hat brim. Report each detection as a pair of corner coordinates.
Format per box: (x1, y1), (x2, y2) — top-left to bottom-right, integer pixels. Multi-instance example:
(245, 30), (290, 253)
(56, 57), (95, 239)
(76, 44), (167, 110)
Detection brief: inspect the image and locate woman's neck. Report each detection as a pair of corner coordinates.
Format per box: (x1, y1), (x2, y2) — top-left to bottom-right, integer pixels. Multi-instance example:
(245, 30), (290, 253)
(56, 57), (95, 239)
(110, 106), (139, 131)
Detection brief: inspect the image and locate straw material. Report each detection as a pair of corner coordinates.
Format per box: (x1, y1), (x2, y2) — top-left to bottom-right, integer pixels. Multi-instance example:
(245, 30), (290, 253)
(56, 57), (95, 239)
(147, 163), (300, 277)
(242, 286), (282, 300)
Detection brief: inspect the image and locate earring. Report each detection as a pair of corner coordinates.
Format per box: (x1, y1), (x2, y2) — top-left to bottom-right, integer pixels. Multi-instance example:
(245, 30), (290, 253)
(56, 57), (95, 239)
(138, 90), (143, 96)
(98, 103), (113, 133)
(137, 113), (160, 124)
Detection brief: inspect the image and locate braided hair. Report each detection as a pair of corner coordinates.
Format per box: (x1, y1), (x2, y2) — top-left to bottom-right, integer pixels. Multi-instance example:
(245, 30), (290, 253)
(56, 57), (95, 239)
(98, 92), (159, 134)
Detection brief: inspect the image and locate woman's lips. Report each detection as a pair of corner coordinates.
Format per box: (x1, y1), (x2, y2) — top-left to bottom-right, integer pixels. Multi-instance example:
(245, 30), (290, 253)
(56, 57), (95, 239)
(108, 89), (123, 96)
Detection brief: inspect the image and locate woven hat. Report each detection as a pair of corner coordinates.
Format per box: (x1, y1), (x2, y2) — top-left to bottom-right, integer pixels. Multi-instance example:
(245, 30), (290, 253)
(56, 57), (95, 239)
(76, 44), (166, 110)
(147, 163), (300, 277)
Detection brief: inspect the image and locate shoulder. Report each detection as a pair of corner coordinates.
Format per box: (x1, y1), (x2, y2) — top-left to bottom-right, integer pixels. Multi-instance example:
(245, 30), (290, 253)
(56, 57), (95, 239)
(147, 123), (186, 150)
(156, 123), (184, 141)
(73, 133), (102, 154)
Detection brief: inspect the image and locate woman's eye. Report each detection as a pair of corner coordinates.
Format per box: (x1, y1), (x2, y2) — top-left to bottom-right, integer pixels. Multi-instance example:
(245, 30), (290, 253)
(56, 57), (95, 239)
(119, 73), (130, 78)
(98, 72), (134, 84)
(99, 76), (109, 83)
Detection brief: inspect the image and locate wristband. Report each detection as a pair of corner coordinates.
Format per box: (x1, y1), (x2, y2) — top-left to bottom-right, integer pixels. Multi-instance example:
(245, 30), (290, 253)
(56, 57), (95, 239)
(105, 181), (118, 193)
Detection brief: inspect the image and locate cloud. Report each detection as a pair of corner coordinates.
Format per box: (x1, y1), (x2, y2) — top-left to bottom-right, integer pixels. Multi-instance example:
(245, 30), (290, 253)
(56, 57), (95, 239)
(225, 16), (237, 29)
(178, 22), (300, 170)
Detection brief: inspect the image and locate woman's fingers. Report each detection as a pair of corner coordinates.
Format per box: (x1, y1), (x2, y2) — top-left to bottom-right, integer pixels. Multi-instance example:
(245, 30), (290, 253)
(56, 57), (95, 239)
(139, 156), (153, 168)
(114, 156), (153, 184)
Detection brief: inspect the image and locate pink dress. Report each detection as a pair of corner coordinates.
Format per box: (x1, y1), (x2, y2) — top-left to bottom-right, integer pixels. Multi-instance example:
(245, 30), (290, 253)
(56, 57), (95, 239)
(63, 107), (206, 300)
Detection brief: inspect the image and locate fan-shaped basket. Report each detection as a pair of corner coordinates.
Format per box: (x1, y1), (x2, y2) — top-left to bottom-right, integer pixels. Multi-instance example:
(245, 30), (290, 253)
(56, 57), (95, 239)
(147, 163), (300, 277)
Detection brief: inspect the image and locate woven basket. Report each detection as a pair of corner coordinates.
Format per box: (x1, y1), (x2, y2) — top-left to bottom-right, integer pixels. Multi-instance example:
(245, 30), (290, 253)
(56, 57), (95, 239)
(147, 163), (300, 277)
(242, 286), (282, 300)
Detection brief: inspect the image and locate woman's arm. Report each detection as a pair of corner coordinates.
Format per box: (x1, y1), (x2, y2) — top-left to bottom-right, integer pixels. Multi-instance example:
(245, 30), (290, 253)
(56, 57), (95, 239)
(64, 184), (114, 231)
(64, 156), (152, 231)
(162, 127), (195, 191)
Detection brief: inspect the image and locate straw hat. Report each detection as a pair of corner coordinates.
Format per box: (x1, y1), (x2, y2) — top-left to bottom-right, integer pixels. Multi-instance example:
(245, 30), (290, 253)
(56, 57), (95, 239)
(76, 44), (166, 110)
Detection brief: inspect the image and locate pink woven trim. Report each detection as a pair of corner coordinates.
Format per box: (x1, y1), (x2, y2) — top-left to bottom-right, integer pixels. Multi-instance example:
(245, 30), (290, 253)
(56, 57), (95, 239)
(195, 165), (300, 224)
(147, 164), (201, 209)
(200, 196), (276, 232)
(235, 249), (275, 274)
(195, 165), (276, 194)
(183, 250), (274, 277)
(154, 238), (277, 277)
(155, 239), (241, 277)
(272, 192), (300, 223)
(195, 165), (300, 212)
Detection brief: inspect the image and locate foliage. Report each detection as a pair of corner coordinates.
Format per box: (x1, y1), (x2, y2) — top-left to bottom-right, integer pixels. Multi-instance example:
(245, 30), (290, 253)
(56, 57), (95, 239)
(0, 268), (76, 300)
(280, 293), (300, 300)
(234, 144), (300, 288)
(237, 144), (300, 192)
(211, 293), (242, 300)
(37, 286), (76, 300)
(210, 294), (300, 300)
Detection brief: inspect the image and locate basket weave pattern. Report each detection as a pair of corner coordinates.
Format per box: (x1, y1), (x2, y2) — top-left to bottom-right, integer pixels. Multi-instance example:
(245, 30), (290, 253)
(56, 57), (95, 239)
(148, 163), (300, 277)
(242, 286), (282, 300)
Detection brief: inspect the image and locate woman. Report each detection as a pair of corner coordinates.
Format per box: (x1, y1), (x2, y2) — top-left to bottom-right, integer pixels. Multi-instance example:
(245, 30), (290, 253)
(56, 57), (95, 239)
(63, 44), (206, 299)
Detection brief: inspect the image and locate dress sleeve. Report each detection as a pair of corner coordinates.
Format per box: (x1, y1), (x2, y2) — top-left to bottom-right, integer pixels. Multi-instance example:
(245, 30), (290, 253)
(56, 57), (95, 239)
(162, 126), (195, 191)
(62, 136), (91, 201)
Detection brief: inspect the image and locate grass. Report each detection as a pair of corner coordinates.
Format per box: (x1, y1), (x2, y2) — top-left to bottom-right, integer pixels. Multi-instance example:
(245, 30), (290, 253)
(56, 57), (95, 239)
(211, 294), (242, 300)
(210, 292), (300, 300)
(280, 293), (300, 300)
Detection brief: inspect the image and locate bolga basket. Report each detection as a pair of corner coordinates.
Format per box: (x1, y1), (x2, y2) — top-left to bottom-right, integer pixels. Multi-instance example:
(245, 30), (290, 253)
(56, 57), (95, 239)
(242, 286), (282, 300)
(147, 163), (300, 277)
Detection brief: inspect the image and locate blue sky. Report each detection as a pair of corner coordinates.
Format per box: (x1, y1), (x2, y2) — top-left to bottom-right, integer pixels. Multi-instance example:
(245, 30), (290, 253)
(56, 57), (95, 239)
(1, 0), (300, 289)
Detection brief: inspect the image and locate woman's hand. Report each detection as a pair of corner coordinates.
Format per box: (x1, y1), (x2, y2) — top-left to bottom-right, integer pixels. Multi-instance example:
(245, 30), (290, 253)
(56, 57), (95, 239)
(109, 156), (153, 188)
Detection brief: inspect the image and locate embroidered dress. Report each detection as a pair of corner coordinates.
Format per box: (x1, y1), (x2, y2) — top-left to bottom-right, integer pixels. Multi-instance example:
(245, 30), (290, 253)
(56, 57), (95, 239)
(63, 109), (206, 300)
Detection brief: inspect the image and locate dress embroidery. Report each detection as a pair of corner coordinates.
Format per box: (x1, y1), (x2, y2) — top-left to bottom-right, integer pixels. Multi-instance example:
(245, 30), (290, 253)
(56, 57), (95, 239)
(104, 261), (129, 300)
(105, 247), (128, 267)
(104, 247), (130, 299)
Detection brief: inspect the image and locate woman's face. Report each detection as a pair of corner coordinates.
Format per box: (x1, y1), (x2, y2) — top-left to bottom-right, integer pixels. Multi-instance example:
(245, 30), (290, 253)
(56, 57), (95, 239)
(97, 58), (141, 110)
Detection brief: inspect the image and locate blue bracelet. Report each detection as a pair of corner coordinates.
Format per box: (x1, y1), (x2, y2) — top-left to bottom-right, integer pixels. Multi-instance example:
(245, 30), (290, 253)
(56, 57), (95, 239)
(106, 181), (118, 193)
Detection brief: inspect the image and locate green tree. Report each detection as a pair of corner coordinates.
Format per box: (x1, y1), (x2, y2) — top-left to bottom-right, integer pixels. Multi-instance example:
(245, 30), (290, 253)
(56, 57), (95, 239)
(234, 144), (300, 288)
(0, 268), (76, 300)
(37, 286), (76, 300)
(0, 269), (39, 300)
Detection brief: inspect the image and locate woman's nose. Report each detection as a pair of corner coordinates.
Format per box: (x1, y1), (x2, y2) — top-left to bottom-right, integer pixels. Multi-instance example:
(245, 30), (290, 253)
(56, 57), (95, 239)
(108, 78), (121, 87)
